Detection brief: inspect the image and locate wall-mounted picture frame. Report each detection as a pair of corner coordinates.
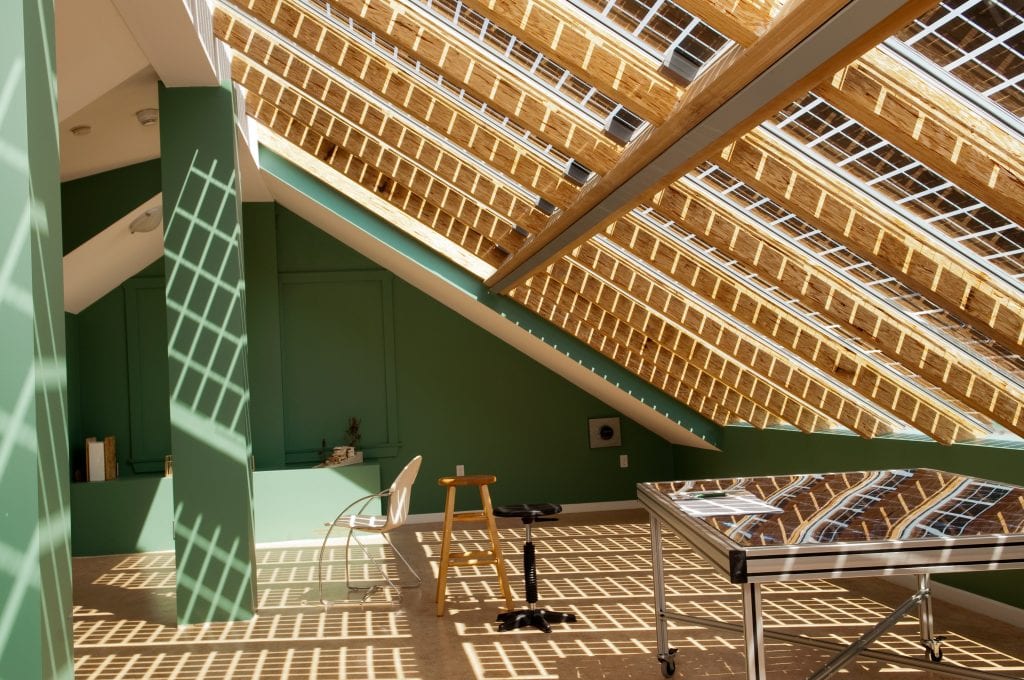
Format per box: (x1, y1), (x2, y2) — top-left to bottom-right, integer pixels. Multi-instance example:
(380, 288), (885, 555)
(588, 417), (621, 448)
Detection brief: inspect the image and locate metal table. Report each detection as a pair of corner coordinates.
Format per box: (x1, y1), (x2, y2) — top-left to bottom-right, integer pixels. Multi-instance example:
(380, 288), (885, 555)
(637, 468), (1024, 679)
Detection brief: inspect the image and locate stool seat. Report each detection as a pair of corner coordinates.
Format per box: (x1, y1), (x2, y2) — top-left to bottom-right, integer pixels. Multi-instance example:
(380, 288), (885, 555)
(493, 503), (562, 520)
(438, 474), (497, 487)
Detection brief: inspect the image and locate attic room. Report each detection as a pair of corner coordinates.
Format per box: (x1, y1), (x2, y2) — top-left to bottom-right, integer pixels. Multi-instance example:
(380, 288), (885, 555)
(5, 0), (1024, 677)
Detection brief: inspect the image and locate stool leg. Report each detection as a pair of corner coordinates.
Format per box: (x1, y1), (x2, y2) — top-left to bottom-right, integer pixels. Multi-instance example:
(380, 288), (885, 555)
(496, 520), (577, 633)
(481, 484), (514, 611)
(436, 486), (457, 616)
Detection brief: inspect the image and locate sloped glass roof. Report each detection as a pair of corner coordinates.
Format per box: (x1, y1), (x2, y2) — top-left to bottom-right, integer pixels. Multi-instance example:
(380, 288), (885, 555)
(213, 0), (1024, 445)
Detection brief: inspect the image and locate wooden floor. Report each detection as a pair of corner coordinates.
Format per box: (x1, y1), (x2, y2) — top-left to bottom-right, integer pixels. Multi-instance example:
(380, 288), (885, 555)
(72, 510), (1024, 679)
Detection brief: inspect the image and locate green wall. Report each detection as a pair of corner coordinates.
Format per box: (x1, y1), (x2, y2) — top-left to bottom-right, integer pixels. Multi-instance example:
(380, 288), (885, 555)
(676, 427), (1024, 608)
(64, 201), (679, 551)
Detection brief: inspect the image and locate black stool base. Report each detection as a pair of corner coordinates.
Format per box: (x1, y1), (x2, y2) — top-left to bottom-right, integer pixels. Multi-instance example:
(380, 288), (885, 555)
(496, 608), (577, 633)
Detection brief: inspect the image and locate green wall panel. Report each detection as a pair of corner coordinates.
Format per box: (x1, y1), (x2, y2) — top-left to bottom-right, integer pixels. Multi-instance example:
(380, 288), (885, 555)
(0, 1), (73, 677)
(676, 427), (1024, 608)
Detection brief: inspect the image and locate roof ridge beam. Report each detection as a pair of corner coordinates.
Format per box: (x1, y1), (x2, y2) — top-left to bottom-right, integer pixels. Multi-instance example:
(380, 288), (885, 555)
(722, 126), (1024, 355)
(316, 0), (622, 174)
(515, 272), (763, 427)
(606, 212), (982, 444)
(581, 236), (896, 438)
(814, 47), (1024, 229)
(215, 4), (581, 207)
(485, 0), (936, 293)
(657, 177), (1024, 440)
(458, 0), (682, 124)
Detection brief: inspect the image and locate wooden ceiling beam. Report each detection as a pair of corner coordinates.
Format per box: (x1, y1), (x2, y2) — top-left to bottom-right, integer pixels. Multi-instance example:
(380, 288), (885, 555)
(247, 90), (526, 254)
(458, 0), (681, 124)
(486, 0), (936, 293)
(513, 278), (738, 427)
(563, 246), (859, 435)
(248, 94), (508, 266)
(719, 127), (1024, 356)
(554, 253), (831, 433)
(673, 0), (784, 47)
(234, 60), (532, 252)
(215, 6), (581, 208)
(660, 177), (1024, 439)
(814, 47), (1024, 229)
(228, 50), (547, 233)
(575, 239), (895, 439)
(606, 213), (982, 444)
(513, 274), (762, 428)
(314, 0), (622, 175)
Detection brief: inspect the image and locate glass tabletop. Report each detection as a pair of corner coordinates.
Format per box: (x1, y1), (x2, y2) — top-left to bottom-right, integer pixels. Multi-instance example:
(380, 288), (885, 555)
(642, 468), (1024, 548)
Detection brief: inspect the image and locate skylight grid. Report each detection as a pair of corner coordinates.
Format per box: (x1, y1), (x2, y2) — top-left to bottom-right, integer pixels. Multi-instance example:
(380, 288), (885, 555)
(419, 0), (626, 125)
(689, 162), (1024, 381)
(897, 0), (1024, 118)
(773, 94), (1024, 282)
(226, 4), (547, 205)
(572, 0), (729, 65)
(313, 0), (574, 169)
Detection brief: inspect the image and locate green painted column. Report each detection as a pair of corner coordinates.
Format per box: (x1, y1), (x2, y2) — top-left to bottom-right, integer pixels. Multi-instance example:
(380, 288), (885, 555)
(0, 0), (73, 677)
(158, 82), (257, 624)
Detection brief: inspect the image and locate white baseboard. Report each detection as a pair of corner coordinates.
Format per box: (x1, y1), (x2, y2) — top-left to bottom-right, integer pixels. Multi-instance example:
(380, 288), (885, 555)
(404, 499), (641, 525)
(886, 575), (1024, 629)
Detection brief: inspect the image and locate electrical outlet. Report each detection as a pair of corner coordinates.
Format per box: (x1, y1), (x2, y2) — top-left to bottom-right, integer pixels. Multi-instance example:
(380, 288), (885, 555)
(619, 454), (629, 468)
(456, 464), (465, 476)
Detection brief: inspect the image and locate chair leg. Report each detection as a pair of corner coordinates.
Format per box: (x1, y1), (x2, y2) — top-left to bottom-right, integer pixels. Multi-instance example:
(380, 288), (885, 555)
(384, 533), (422, 588)
(317, 523), (338, 606)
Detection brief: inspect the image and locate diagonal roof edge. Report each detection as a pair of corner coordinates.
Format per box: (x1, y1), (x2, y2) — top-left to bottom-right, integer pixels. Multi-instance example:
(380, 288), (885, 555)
(258, 137), (720, 449)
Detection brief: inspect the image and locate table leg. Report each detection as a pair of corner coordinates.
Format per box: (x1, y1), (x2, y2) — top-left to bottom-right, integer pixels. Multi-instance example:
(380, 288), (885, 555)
(918, 573), (944, 662)
(649, 515), (676, 675)
(741, 582), (767, 680)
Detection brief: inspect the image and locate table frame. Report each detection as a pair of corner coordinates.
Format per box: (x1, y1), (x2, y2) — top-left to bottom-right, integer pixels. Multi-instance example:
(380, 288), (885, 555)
(639, 480), (1024, 680)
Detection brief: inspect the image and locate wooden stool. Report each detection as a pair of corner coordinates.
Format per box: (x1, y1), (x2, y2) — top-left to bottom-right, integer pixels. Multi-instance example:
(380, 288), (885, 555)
(436, 474), (514, 616)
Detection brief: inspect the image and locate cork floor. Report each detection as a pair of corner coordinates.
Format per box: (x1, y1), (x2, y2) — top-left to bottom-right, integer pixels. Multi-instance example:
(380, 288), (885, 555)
(72, 510), (1024, 679)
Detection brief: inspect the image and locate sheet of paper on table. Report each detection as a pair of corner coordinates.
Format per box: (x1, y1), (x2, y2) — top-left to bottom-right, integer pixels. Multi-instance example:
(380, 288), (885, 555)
(670, 491), (783, 517)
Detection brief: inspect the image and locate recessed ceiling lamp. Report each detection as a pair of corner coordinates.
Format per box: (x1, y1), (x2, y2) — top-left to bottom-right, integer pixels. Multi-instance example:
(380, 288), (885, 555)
(129, 206), (162, 234)
(70, 125), (92, 136)
(135, 108), (159, 127)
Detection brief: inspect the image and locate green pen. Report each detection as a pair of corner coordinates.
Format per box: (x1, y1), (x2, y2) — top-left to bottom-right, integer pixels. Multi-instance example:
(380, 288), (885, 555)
(683, 491), (729, 500)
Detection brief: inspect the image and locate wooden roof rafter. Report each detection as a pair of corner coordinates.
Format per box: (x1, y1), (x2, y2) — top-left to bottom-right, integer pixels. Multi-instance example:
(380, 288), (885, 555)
(222, 42), (548, 232)
(555, 250), (836, 434)
(456, 0), (683, 124)
(605, 211), (982, 444)
(813, 47), (1024, 229)
(673, 0), (786, 47)
(308, 0), (625, 175)
(567, 240), (895, 437)
(215, 3), (582, 208)
(241, 72), (527, 255)
(485, 0), (937, 293)
(513, 272), (772, 428)
(718, 126), (1024, 356)
(658, 175), (1024, 439)
(248, 95), (509, 266)
(231, 58), (531, 253)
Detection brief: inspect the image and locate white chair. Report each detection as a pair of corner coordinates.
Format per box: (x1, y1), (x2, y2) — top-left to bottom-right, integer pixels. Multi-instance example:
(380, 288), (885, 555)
(316, 455), (423, 605)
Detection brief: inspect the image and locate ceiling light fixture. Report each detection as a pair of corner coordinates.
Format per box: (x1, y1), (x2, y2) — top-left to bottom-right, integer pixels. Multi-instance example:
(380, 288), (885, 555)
(70, 125), (92, 136)
(135, 108), (159, 127)
(129, 206), (162, 234)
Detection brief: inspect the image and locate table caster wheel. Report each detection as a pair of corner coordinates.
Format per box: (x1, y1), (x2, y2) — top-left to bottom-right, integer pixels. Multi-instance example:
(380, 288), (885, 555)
(923, 637), (945, 663)
(659, 648), (678, 678)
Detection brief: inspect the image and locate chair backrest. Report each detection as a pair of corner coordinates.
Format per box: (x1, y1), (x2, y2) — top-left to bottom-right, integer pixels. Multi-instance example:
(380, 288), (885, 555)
(384, 455), (422, 530)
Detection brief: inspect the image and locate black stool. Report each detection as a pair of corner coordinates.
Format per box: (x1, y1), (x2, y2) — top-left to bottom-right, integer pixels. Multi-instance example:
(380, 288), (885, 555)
(492, 503), (577, 633)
